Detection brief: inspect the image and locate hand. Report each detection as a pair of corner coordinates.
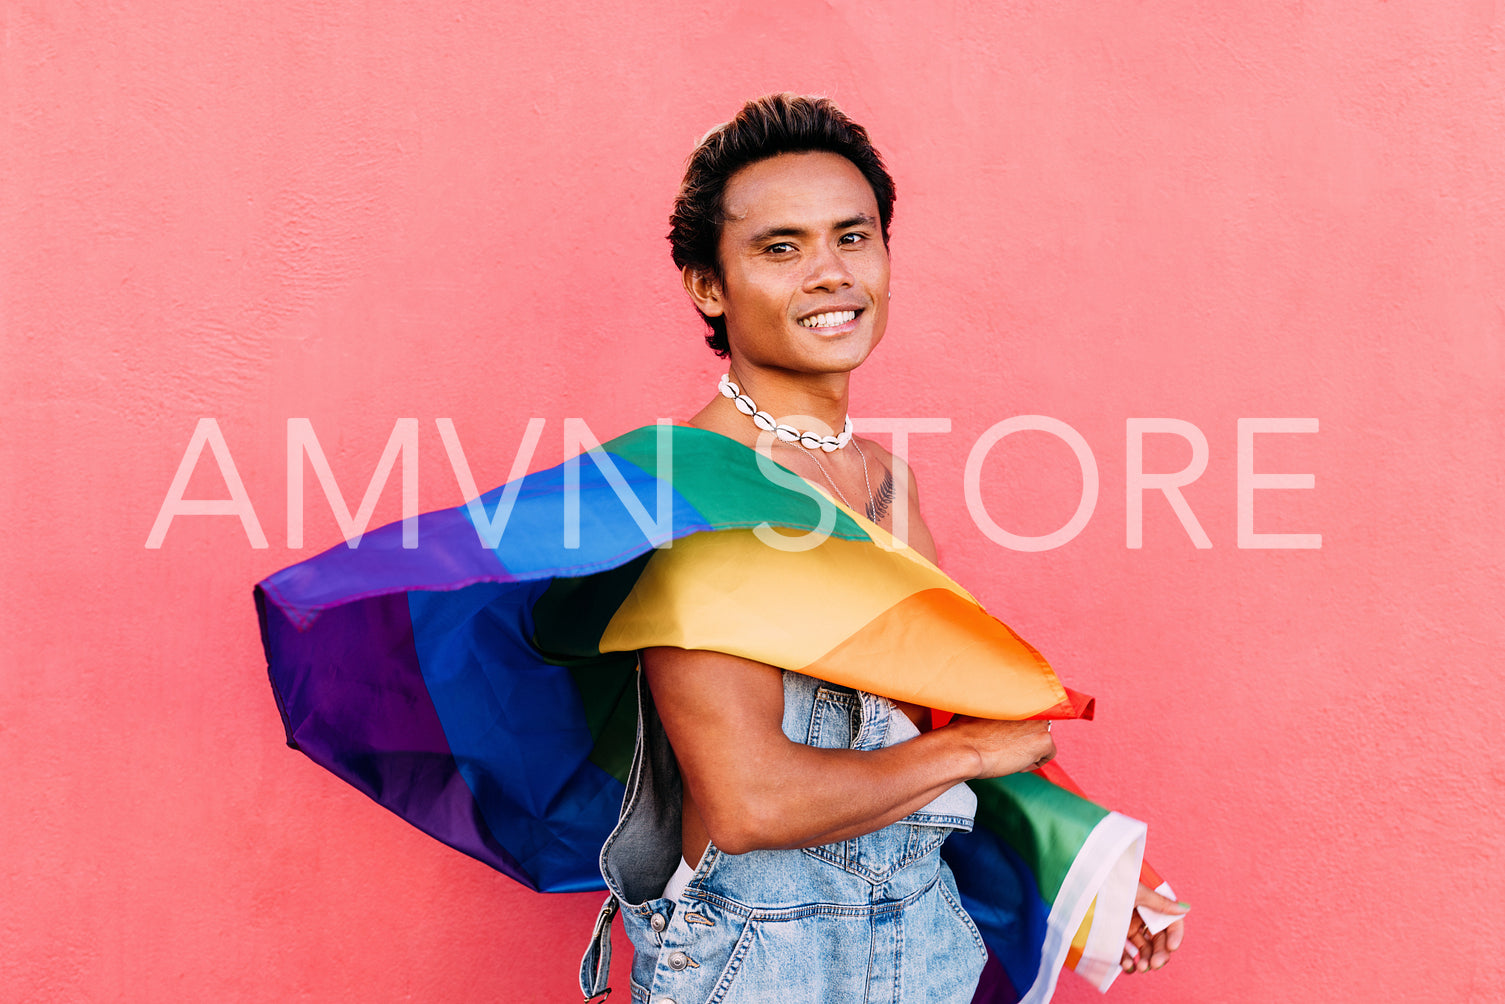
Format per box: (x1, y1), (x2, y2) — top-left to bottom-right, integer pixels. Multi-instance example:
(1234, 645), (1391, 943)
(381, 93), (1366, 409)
(943, 715), (1056, 778)
(1121, 883), (1188, 974)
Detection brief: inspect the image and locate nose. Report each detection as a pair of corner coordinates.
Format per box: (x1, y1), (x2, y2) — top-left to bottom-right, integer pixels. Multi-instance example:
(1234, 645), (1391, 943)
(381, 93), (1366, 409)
(803, 239), (854, 292)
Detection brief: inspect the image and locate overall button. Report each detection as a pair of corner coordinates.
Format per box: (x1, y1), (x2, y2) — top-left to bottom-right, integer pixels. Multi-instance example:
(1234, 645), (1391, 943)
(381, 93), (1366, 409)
(667, 951), (690, 971)
(649, 912), (667, 932)
(652, 999), (677, 1004)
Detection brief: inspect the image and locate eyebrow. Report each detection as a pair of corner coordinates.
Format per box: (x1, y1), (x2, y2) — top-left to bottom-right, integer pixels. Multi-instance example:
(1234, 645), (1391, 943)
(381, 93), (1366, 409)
(744, 213), (879, 246)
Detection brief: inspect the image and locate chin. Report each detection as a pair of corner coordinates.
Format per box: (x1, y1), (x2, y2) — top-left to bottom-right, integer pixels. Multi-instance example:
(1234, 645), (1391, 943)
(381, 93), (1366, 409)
(811, 346), (879, 375)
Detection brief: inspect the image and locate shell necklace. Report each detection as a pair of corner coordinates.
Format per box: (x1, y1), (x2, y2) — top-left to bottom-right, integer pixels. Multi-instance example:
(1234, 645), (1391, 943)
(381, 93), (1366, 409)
(717, 373), (853, 451)
(717, 373), (893, 523)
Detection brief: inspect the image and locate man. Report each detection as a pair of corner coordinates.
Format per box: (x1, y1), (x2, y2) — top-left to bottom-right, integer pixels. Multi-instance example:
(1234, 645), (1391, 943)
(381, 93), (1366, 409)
(584, 94), (1186, 1003)
(255, 93), (1186, 1004)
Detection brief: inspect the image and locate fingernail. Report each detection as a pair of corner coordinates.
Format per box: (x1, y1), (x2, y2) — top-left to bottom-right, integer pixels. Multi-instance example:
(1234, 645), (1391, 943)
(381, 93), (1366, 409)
(1176, 901), (1191, 910)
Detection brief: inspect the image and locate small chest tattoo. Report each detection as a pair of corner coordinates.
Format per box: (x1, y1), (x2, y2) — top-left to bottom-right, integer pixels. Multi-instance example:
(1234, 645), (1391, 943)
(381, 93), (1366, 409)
(866, 467), (895, 524)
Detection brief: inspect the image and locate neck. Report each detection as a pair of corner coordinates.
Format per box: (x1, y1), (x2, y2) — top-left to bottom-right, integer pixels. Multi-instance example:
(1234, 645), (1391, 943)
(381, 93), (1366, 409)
(725, 362), (851, 438)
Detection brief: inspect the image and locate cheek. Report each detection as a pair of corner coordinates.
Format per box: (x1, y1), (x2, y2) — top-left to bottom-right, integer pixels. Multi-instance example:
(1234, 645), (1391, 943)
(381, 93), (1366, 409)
(752, 281), (793, 320)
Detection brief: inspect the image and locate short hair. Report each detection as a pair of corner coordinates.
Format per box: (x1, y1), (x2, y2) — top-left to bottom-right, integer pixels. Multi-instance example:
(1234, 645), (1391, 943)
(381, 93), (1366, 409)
(669, 93), (897, 357)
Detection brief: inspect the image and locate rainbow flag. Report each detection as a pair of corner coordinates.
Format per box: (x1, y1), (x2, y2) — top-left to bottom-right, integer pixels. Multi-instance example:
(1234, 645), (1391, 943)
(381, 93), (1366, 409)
(256, 423), (1148, 1003)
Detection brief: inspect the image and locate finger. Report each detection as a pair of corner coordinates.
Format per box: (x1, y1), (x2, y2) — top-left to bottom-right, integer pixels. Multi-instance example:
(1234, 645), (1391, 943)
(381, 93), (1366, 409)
(1025, 730), (1055, 771)
(1165, 917), (1185, 953)
(1134, 885), (1190, 915)
(1127, 920), (1152, 973)
(1122, 925), (1148, 975)
(1149, 928), (1171, 970)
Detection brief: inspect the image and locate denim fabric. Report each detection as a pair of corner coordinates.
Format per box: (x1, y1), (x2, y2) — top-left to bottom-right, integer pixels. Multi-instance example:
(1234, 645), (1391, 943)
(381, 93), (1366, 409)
(582, 668), (987, 1004)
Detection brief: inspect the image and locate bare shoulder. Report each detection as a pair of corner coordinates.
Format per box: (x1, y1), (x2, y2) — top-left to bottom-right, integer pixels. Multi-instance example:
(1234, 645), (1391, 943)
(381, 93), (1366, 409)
(858, 438), (916, 492)
(642, 646), (785, 722)
(856, 437), (924, 509)
(856, 437), (939, 563)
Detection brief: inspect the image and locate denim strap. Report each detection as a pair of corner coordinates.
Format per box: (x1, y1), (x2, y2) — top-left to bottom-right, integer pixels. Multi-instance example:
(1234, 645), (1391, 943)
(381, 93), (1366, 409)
(578, 893), (619, 1001)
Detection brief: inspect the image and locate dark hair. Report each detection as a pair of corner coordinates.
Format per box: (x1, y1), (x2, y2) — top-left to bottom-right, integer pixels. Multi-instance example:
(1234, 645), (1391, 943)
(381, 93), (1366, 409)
(669, 93), (897, 357)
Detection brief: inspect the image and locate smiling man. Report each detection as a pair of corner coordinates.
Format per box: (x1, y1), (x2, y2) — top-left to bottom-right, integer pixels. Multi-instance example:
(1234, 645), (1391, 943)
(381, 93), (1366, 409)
(252, 91), (1187, 1004)
(577, 95), (1186, 1004)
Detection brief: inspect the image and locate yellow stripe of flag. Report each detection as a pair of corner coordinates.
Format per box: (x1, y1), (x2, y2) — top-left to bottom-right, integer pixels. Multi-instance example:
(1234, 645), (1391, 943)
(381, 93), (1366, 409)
(600, 529), (1066, 718)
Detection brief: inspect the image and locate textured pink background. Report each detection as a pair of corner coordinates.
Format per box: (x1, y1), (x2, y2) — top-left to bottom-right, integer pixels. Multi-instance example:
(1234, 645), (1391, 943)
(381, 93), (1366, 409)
(3, 2), (1502, 1001)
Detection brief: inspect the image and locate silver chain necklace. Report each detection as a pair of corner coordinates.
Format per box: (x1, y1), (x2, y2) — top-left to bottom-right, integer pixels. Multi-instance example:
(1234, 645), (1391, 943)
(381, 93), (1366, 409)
(777, 437), (894, 524)
(785, 436), (872, 513)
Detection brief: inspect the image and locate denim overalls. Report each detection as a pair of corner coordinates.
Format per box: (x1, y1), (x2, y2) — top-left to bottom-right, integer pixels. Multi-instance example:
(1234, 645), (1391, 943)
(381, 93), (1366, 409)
(580, 668), (987, 1004)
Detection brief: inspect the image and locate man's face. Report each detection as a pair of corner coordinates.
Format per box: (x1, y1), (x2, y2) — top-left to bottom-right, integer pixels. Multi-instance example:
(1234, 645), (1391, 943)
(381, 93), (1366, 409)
(701, 151), (891, 375)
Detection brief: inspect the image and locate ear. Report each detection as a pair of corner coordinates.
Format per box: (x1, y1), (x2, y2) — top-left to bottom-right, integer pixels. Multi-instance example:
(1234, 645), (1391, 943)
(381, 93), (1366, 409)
(682, 265), (725, 318)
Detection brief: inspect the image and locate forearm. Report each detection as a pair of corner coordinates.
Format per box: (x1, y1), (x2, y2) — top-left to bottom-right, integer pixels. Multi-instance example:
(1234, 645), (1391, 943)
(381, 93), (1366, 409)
(643, 646), (1053, 856)
(690, 727), (980, 853)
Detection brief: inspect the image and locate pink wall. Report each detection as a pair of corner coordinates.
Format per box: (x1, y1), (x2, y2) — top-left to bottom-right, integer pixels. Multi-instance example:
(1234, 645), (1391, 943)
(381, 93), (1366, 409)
(4, 2), (1501, 1001)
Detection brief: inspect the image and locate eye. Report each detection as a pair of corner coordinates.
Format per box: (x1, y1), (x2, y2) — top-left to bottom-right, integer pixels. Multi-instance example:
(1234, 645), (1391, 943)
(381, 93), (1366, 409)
(764, 242), (795, 255)
(839, 232), (867, 246)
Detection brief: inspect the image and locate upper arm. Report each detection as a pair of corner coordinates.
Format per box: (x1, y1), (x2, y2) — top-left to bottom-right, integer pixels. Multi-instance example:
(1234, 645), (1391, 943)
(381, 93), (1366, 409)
(641, 644), (995, 852)
(640, 646), (792, 845)
(868, 441), (939, 564)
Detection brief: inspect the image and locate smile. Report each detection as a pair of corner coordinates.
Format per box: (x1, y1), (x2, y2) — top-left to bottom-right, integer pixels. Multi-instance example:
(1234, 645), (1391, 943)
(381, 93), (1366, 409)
(798, 309), (860, 329)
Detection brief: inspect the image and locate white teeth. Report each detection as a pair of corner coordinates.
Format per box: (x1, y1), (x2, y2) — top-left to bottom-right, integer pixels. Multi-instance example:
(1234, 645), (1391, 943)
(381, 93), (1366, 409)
(799, 310), (857, 328)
